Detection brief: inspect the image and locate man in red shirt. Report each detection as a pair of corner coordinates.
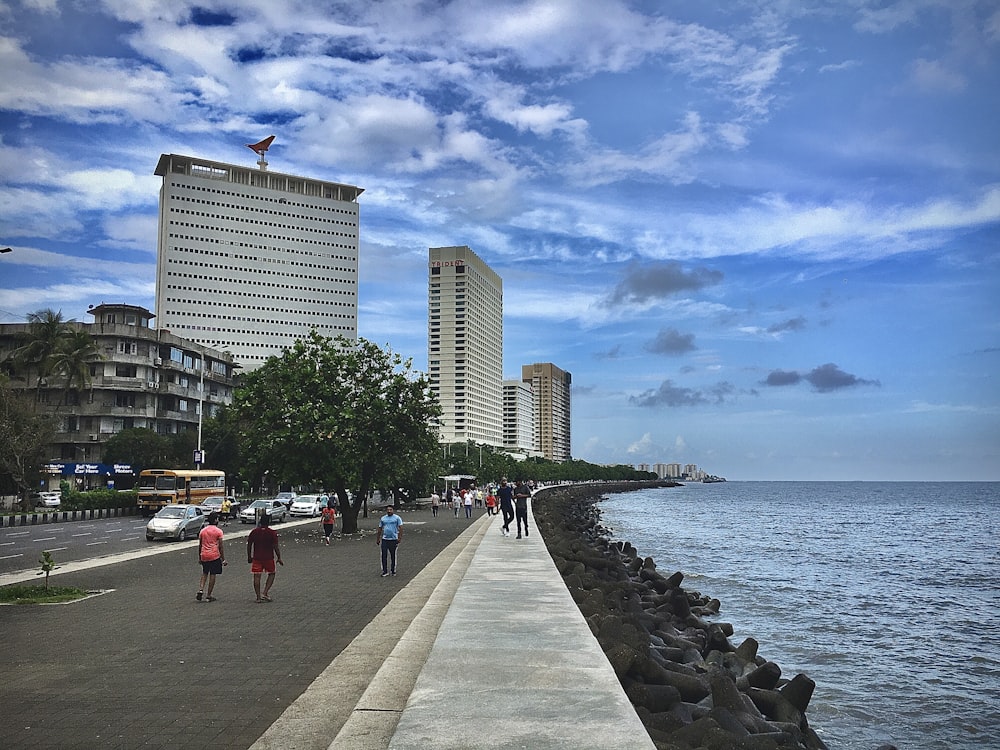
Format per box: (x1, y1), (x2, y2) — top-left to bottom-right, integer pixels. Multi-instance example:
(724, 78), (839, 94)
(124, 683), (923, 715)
(197, 512), (226, 602)
(247, 513), (283, 602)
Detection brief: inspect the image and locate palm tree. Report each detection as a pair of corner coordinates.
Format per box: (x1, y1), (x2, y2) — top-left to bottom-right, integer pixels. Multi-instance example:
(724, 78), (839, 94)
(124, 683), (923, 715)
(49, 327), (103, 406)
(8, 309), (74, 398)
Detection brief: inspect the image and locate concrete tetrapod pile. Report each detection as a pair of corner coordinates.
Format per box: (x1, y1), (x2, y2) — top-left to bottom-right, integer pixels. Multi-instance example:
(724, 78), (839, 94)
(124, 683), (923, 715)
(533, 483), (829, 750)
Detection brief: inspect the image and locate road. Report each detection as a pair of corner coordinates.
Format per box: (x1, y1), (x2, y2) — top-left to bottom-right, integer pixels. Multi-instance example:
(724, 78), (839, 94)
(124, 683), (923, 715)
(0, 513), (316, 577)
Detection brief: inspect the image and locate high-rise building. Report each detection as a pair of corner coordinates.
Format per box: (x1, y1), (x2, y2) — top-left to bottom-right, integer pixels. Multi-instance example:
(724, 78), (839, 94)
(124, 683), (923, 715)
(153, 151), (364, 371)
(428, 246), (503, 446)
(521, 362), (572, 462)
(502, 378), (535, 452)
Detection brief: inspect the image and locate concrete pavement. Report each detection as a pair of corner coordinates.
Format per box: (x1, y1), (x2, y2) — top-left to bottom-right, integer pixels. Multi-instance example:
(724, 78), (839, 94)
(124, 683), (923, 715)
(0, 501), (654, 750)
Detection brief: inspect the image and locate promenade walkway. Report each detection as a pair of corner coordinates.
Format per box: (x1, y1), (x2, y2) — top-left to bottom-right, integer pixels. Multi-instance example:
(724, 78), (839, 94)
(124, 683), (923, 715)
(0, 502), (653, 750)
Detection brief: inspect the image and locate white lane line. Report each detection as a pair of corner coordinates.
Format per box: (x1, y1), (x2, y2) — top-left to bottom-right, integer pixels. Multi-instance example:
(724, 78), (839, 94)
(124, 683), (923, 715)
(71, 533), (93, 537)
(0, 542), (14, 547)
(45, 547), (68, 553)
(35, 537), (57, 542)
(4, 531), (30, 537)
(0, 554), (24, 560)
(85, 541), (108, 547)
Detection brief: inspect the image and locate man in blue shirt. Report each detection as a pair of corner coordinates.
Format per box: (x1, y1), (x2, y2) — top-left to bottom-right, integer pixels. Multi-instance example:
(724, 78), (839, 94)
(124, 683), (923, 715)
(376, 505), (403, 577)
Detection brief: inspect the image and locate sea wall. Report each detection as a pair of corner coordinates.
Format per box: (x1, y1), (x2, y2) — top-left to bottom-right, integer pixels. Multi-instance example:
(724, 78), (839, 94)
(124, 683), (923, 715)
(533, 482), (829, 750)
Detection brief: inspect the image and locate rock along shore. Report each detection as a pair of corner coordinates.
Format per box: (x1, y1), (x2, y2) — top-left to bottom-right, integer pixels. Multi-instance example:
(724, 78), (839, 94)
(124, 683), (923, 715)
(533, 482), (830, 750)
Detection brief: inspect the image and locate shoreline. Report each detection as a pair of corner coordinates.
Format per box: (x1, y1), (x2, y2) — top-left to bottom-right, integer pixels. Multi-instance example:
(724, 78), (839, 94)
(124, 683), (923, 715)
(532, 481), (831, 750)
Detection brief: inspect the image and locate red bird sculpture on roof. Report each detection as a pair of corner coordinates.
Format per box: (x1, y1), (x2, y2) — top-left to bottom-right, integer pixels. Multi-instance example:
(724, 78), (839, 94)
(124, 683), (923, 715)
(247, 135), (275, 155)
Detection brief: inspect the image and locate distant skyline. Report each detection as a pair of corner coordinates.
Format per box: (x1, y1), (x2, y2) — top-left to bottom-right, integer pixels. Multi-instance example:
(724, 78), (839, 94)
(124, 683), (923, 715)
(1, 1), (998, 480)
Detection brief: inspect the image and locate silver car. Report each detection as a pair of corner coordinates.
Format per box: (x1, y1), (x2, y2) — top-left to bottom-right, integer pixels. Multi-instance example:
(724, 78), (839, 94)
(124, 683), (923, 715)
(146, 504), (206, 541)
(238, 499), (288, 524)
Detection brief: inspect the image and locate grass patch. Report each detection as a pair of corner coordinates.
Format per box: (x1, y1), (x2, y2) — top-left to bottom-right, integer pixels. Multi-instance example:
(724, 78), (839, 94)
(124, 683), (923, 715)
(0, 584), (89, 605)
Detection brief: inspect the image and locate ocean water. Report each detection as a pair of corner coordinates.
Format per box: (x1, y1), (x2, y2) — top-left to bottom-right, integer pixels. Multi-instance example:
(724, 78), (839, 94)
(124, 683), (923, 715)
(598, 481), (1000, 750)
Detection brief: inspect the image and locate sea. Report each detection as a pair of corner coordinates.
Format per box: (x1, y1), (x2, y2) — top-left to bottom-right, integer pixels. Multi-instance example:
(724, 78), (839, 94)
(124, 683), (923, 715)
(597, 481), (999, 750)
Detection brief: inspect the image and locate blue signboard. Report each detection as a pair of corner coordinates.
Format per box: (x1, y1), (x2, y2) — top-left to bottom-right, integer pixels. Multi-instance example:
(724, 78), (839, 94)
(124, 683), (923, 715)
(43, 463), (134, 476)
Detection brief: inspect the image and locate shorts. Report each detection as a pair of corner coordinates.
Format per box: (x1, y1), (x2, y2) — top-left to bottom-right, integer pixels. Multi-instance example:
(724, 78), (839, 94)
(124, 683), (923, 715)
(251, 559), (276, 574)
(201, 558), (223, 575)
(323, 523), (335, 538)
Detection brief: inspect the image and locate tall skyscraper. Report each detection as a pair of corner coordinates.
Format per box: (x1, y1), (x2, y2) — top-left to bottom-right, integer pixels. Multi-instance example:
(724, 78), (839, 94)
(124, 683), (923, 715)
(154, 151), (363, 371)
(502, 378), (536, 452)
(428, 246), (503, 446)
(521, 362), (572, 462)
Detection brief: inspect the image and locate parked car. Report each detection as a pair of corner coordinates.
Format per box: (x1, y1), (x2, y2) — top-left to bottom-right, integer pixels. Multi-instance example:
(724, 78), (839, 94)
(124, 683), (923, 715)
(239, 499), (288, 524)
(198, 496), (225, 517)
(35, 491), (62, 508)
(146, 504), (206, 541)
(289, 494), (323, 517)
(275, 491), (297, 508)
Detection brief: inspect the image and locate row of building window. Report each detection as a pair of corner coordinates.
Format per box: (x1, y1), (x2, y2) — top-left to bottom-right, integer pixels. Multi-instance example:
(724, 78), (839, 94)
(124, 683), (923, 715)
(163, 276), (357, 297)
(173, 193), (357, 227)
(165, 297), (353, 315)
(169, 243), (356, 272)
(167, 255), (357, 281)
(168, 233), (355, 263)
(169, 206), (357, 240)
(173, 181), (359, 215)
(171, 322), (355, 334)
(168, 220), (356, 252)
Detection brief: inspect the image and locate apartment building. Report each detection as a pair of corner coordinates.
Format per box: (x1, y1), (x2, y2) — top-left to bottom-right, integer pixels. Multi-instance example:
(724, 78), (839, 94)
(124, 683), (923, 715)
(428, 246), (503, 446)
(502, 378), (536, 452)
(154, 152), (363, 371)
(521, 362), (572, 462)
(0, 304), (237, 489)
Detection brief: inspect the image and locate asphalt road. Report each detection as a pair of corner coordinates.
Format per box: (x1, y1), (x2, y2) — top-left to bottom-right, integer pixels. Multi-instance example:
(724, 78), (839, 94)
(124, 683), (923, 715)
(0, 513), (318, 576)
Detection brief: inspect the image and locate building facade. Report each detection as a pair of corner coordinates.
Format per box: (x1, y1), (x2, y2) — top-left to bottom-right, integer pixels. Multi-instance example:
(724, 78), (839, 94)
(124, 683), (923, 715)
(502, 378), (536, 452)
(428, 246), (504, 446)
(521, 362), (572, 462)
(153, 152), (364, 371)
(0, 304), (237, 489)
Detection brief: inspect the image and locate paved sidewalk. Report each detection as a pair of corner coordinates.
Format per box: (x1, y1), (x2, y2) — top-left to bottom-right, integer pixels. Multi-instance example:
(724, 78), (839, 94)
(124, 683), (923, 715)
(0, 503), (655, 750)
(0, 508), (477, 750)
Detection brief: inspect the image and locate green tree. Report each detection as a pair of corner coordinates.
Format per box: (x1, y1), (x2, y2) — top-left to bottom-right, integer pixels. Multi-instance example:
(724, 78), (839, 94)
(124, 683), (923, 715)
(102, 428), (170, 472)
(0, 375), (56, 511)
(8, 309), (73, 397)
(234, 332), (440, 534)
(48, 327), (102, 406)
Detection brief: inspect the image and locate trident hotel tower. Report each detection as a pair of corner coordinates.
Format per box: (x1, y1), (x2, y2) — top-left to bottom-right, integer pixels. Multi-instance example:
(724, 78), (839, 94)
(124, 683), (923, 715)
(428, 246), (504, 446)
(154, 144), (363, 371)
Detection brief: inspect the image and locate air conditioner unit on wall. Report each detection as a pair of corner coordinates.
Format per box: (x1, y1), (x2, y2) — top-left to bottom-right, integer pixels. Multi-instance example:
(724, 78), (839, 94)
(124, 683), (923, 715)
(154, 358), (162, 366)
(89, 434), (99, 441)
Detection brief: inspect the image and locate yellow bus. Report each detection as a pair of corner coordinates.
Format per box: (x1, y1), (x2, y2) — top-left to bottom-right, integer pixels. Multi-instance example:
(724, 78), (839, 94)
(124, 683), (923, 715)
(137, 469), (226, 516)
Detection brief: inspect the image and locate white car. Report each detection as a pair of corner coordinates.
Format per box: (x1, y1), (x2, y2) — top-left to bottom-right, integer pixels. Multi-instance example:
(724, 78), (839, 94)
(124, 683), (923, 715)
(239, 499), (288, 524)
(289, 494), (323, 517)
(36, 491), (62, 508)
(275, 491), (297, 508)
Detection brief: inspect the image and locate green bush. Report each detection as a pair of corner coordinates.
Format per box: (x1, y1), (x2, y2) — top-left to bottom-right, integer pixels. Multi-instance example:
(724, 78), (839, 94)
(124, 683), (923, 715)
(61, 489), (136, 511)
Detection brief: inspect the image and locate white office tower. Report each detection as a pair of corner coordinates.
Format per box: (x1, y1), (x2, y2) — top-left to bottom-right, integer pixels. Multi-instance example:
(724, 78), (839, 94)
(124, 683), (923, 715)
(522, 362), (572, 462)
(428, 246), (503, 446)
(503, 378), (536, 452)
(154, 151), (364, 371)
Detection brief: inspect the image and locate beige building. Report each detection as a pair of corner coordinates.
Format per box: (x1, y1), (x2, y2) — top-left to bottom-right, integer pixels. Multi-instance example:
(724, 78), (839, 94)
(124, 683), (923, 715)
(502, 378), (536, 452)
(0, 304), (237, 489)
(154, 152), (363, 371)
(521, 362), (572, 462)
(428, 246), (504, 446)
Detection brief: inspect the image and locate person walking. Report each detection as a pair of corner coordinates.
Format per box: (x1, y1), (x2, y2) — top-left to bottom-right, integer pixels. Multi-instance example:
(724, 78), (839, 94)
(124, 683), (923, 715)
(247, 513), (283, 602)
(514, 479), (532, 539)
(220, 497), (232, 526)
(196, 512), (226, 602)
(485, 490), (497, 516)
(497, 478), (515, 537)
(463, 488), (474, 519)
(320, 499), (337, 545)
(430, 489), (441, 517)
(376, 505), (403, 577)
(452, 489), (461, 517)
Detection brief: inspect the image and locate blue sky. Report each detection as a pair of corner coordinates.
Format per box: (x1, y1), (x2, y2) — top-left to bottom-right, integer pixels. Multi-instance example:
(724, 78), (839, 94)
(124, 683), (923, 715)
(1, 0), (998, 481)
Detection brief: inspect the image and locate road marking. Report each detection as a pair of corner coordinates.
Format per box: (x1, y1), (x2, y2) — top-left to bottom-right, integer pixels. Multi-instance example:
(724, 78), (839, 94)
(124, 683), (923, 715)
(4, 531), (29, 537)
(0, 554), (23, 560)
(0, 542), (14, 547)
(85, 541), (108, 547)
(35, 537), (57, 542)
(71, 533), (92, 537)
(45, 547), (68, 553)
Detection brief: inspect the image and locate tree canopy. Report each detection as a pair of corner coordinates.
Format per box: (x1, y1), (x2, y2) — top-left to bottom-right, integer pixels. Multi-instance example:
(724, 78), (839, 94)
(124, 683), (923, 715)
(232, 333), (440, 533)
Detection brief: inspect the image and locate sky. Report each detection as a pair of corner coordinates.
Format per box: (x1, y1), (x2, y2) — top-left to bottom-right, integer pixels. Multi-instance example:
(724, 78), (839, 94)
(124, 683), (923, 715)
(1, 0), (998, 481)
